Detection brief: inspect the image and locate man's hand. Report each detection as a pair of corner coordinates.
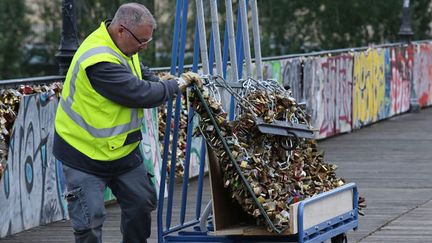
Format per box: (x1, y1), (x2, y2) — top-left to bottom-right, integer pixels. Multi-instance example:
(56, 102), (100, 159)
(180, 72), (203, 91)
(159, 72), (177, 81)
(160, 71), (203, 93)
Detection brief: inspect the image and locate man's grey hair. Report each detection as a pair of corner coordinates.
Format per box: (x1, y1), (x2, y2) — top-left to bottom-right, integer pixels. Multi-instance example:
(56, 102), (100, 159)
(111, 3), (157, 29)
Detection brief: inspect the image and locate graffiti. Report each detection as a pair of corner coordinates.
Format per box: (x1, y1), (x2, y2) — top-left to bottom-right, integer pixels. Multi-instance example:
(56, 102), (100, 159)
(333, 55), (353, 134)
(303, 57), (336, 138)
(303, 57), (319, 134)
(303, 56), (346, 139)
(281, 58), (303, 102)
(389, 46), (413, 116)
(315, 55), (354, 136)
(187, 137), (208, 179)
(0, 94), (66, 238)
(141, 108), (164, 197)
(317, 57), (337, 138)
(413, 43), (432, 107)
(263, 60), (282, 84)
(352, 49), (386, 129)
(384, 50), (392, 117)
(262, 62), (272, 80)
(186, 115), (208, 178)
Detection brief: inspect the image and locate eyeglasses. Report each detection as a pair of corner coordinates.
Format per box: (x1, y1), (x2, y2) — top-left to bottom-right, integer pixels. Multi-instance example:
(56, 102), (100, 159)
(121, 24), (152, 45)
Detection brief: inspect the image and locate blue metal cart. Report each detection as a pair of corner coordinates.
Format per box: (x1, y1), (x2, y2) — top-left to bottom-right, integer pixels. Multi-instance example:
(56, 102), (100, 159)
(157, 0), (359, 242)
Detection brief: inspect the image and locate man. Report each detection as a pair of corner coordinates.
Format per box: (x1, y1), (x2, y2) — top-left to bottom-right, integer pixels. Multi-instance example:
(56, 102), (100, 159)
(54, 3), (201, 243)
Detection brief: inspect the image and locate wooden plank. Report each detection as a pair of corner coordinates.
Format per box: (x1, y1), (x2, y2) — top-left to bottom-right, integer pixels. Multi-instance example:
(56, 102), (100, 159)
(208, 145), (355, 236)
(207, 146), (253, 233)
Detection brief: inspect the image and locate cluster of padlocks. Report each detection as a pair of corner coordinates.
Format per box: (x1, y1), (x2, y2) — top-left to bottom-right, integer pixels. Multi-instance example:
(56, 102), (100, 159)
(158, 97), (188, 179)
(0, 83), (62, 181)
(188, 76), (347, 232)
(0, 89), (21, 163)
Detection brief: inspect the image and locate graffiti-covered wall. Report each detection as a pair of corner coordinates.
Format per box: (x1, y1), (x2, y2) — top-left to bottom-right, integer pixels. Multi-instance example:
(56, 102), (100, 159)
(0, 93), (165, 237)
(260, 42), (431, 138)
(0, 94), (67, 237)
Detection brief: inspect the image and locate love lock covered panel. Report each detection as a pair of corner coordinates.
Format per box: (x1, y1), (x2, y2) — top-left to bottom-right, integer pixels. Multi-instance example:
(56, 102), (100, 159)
(188, 75), (353, 234)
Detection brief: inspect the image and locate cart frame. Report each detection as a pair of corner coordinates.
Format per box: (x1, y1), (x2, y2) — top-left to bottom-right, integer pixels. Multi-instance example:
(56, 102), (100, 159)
(158, 1), (358, 242)
(159, 183), (358, 243)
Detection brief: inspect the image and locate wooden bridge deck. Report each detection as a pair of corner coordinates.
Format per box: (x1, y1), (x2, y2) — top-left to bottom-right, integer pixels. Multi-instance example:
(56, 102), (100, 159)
(1, 108), (432, 243)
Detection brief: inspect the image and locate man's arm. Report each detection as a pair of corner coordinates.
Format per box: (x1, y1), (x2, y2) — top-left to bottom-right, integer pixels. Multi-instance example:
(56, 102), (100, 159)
(87, 62), (178, 108)
(140, 63), (161, 82)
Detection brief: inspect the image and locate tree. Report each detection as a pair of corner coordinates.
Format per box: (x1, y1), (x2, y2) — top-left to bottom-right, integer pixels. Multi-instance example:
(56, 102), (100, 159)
(0, 0), (31, 79)
(2, 0), (432, 79)
(257, 0), (432, 56)
(23, 0), (62, 77)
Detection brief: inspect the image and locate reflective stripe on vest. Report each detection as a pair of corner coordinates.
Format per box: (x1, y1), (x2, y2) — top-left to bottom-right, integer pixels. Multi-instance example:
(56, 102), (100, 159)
(60, 46), (140, 138)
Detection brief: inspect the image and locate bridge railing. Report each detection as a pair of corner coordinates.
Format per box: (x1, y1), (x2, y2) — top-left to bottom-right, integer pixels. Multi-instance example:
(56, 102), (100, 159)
(1, 36), (432, 243)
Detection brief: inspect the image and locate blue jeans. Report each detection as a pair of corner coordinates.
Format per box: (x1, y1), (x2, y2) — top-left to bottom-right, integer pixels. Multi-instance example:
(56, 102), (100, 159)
(62, 163), (157, 243)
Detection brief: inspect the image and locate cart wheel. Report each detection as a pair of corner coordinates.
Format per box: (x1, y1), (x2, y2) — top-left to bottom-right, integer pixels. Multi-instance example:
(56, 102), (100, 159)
(331, 233), (347, 243)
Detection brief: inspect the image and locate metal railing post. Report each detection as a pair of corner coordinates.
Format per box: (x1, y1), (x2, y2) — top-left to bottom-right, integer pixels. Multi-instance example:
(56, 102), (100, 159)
(225, 0), (239, 82)
(56, 0), (79, 75)
(398, 0), (414, 44)
(398, 0), (419, 112)
(250, 0), (263, 81)
(196, 0), (210, 74)
(239, 0), (252, 78)
(210, 0), (223, 76)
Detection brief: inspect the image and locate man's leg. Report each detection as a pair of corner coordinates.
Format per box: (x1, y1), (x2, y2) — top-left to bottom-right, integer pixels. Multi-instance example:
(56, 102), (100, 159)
(110, 164), (157, 243)
(62, 163), (108, 243)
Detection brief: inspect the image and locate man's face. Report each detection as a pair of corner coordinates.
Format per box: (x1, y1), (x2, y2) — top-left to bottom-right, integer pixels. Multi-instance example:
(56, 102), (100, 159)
(120, 23), (153, 57)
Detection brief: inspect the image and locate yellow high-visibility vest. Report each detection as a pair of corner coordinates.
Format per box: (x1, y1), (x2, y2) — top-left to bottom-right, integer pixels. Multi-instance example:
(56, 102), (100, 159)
(55, 21), (143, 161)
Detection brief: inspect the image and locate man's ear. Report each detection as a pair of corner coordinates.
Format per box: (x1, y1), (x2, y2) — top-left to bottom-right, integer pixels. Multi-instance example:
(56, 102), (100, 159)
(117, 26), (125, 37)
(109, 24), (122, 40)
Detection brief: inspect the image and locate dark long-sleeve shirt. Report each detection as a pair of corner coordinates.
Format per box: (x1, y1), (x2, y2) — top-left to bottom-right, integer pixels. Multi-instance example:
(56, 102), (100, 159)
(88, 62), (178, 108)
(53, 62), (178, 177)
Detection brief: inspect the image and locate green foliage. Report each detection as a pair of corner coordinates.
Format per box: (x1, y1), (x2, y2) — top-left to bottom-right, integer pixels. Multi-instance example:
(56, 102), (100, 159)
(75, 0), (131, 39)
(38, 0), (62, 60)
(0, 0), (31, 79)
(2, 0), (432, 78)
(153, 0), (177, 67)
(257, 0), (432, 55)
(22, 0), (62, 77)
